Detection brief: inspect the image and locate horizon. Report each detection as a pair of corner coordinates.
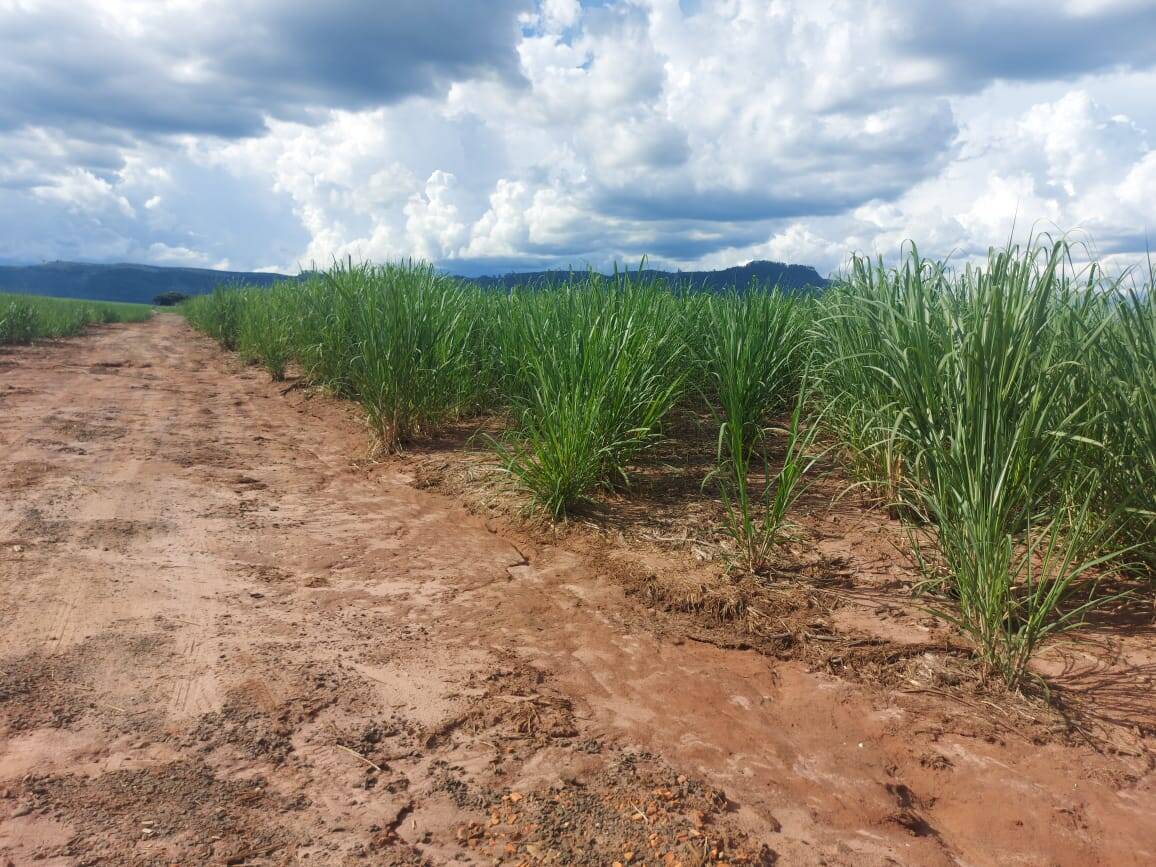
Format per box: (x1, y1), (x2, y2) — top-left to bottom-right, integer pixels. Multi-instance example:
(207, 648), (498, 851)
(0, 255), (830, 285)
(1, 2), (1154, 276)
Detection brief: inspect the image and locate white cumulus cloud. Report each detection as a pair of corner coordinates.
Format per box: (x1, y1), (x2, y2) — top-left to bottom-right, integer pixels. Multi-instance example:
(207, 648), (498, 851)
(0, 0), (1154, 274)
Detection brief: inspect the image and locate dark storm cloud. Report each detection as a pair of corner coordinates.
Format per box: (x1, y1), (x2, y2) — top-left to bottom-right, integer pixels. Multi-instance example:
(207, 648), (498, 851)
(0, 0), (529, 139)
(897, 1), (1156, 88)
(594, 100), (957, 225)
(597, 186), (872, 223)
(226, 1), (528, 106)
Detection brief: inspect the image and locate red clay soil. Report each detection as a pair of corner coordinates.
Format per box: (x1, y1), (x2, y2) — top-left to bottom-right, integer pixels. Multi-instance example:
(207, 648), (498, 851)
(1, 314), (1153, 866)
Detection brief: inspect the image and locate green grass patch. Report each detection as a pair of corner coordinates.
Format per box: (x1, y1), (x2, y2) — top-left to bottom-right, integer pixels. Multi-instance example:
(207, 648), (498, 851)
(0, 293), (151, 345)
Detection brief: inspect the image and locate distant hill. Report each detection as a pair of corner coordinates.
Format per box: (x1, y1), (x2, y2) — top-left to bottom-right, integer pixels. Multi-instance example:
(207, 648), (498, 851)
(0, 259), (828, 305)
(0, 261), (292, 305)
(469, 260), (828, 293)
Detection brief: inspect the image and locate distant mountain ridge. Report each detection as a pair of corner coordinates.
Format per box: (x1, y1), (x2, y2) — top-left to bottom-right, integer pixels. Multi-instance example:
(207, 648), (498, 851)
(469, 261), (828, 293)
(0, 259), (828, 305)
(0, 261), (288, 305)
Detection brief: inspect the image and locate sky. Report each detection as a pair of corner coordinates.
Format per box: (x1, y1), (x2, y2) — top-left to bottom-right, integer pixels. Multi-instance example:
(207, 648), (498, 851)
(1, 0), (1155, 277)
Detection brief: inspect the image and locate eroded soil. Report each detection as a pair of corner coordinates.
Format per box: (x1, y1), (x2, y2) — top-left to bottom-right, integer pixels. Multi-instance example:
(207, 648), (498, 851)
(1, 315), (1153, 866)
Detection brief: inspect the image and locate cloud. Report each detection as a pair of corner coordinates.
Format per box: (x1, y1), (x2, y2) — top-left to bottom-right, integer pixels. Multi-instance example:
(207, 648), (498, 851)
(146, 242), (216, 266)
(894, 0), (1156, 90)
(0, 126), (309, 267)
(712, 88), (1156, 274)
(405, 171), (468, 261)
(0, 0), (1154, 274)
(31, 168), (136, 218)
(0, 0), (528, 139)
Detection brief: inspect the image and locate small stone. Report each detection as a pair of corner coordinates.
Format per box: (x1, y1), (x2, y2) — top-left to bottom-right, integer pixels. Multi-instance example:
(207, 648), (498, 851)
(12, 804), (32, 818)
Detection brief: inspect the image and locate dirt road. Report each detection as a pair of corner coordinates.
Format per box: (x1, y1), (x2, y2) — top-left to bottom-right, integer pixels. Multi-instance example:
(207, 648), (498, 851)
(1, 315), (1153, 865)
